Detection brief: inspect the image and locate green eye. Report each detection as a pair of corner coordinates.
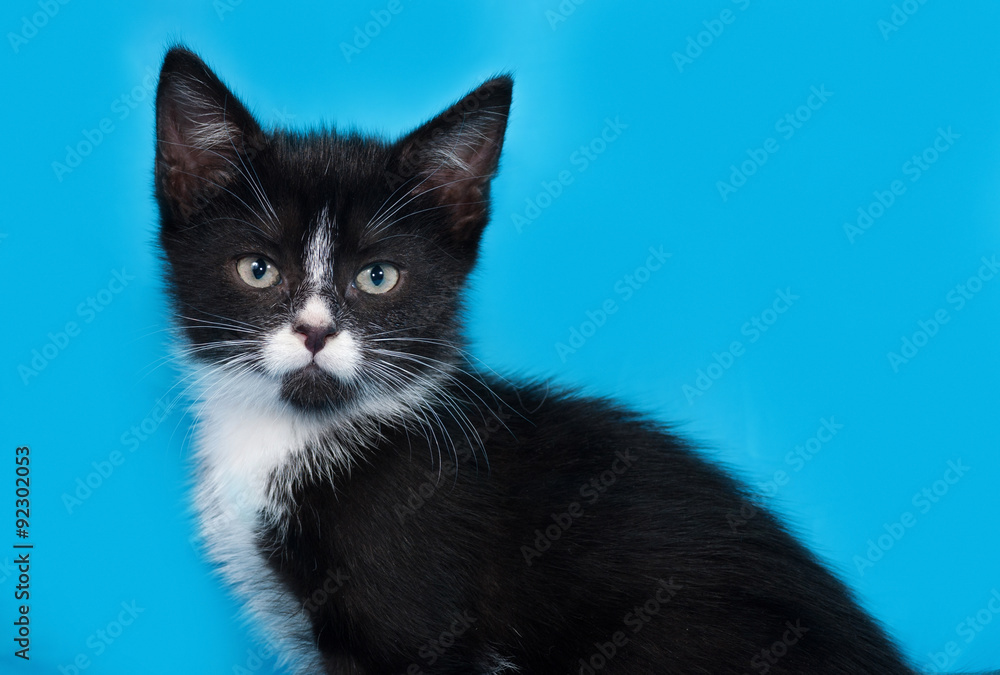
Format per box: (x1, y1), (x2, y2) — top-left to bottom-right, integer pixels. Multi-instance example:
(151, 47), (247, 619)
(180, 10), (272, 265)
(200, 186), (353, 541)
(236, 256), (281, 288)
(355, 263), (400, 295)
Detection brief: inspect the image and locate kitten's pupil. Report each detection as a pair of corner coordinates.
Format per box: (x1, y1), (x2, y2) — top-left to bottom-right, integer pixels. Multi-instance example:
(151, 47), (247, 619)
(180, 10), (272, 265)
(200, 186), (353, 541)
(251, 259), (267, 280)
(370, 265), (385, 286)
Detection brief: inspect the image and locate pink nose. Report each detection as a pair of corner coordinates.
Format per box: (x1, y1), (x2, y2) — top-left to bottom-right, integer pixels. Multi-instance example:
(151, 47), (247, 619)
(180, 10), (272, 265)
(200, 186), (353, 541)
(294, 323), (338, 355)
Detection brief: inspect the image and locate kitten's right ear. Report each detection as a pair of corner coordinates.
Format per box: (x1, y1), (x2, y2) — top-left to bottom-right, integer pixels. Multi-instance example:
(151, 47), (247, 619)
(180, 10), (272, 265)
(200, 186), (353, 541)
(155, 47), (263, 217)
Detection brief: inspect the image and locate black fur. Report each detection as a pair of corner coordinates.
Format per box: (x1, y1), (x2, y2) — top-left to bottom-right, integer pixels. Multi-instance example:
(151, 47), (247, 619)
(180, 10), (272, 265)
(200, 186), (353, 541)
(155, 46), (919, 674)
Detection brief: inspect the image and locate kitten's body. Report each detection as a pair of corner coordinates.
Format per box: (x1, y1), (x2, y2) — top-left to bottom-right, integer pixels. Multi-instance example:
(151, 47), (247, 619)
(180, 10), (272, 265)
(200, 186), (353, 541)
(155, 48), (917, 673)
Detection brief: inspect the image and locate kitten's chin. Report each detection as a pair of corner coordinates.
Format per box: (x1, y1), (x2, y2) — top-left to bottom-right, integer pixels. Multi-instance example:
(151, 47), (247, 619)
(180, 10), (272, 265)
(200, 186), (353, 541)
(279, 364), (354, 413)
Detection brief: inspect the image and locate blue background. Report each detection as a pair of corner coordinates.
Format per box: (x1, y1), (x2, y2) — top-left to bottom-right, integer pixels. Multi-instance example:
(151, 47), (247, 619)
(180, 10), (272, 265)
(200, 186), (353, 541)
(2, 1), (999, 673)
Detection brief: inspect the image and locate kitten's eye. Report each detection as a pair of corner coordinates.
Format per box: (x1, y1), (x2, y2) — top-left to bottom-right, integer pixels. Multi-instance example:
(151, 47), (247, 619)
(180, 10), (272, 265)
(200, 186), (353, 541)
(236, 256), (281, 288)
(354, 263), (400, 295)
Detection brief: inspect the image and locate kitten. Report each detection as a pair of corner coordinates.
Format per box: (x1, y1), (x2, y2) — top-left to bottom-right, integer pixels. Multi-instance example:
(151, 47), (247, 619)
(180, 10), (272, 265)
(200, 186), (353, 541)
(155, 46), (917, 674)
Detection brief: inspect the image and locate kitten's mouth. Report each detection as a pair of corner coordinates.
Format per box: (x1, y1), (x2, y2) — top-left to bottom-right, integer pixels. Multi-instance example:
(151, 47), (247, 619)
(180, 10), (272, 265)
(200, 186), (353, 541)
(280, 362), (353, 412)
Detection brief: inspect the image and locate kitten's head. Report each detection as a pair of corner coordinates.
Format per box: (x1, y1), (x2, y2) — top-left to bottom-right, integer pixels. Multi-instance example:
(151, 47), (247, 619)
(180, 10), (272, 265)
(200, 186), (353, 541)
(154, 47), (511, 418)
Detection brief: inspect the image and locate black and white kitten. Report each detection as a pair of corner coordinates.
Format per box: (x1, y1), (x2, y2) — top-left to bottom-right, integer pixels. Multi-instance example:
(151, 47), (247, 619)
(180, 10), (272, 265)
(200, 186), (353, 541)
(155, 47), (917, 674)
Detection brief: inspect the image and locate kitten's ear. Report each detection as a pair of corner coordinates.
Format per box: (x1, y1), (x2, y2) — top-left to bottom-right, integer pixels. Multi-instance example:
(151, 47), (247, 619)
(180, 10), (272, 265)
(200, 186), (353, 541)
(394, 76), (512, 241)
(155, 47), (263, 216)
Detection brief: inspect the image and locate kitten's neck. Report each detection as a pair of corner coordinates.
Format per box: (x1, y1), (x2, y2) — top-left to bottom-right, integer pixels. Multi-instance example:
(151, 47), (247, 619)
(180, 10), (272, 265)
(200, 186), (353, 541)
(192, 371), (339, 518)
(190, 358), (466, 514)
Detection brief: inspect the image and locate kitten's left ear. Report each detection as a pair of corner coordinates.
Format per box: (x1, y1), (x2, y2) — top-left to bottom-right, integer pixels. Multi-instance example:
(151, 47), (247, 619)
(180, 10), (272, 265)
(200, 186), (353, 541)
(394, 75), (513, 241)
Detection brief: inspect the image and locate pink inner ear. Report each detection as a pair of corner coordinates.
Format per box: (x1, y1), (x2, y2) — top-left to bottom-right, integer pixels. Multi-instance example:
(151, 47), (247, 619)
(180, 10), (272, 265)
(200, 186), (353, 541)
(155, 52), (264, 216)
(408, 168), (493, 240)
(402, 126), (507, 239)
(157, 116), (239, 217)
(393, 76), (512, 240)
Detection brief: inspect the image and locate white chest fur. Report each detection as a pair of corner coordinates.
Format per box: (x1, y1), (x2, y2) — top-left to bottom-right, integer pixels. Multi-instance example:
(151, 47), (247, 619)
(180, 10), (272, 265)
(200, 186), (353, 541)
(192, 385), (331, 674)
(186, 364), (453, 673)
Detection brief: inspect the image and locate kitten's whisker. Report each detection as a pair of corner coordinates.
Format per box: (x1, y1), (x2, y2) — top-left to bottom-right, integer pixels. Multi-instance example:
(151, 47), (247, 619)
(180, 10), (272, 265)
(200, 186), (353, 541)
(363, 172), (425, 237)
(362, 157), (468, 239)
(364, 112), (497, 237)
(137, 339), (258, 378)
(157, 136), (280, 232)
(156, 144), (277, 238)
(198, 216), (278, 240)
(366, 336), (530, 425)
(366, 355), (489, 473)
(156, 352), (258, 424)
(220, 95), (282, 228)
(363, 362), (450, 469)
(364, 166), (471, 237)
(363, 325), (429, 339)
(177, 307), (261, 331)
(368, 363), (441, 456)
(366, 346), (515, 437)
(177, 325), (258, 334)
(366, 173), (494, 238)
(176, 322), (259, 336)
(368, 200), (489, 246)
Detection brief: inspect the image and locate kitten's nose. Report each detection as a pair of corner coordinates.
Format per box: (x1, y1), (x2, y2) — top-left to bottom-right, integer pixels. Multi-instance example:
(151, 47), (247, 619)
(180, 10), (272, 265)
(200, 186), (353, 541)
(294, 323), (338, 356)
